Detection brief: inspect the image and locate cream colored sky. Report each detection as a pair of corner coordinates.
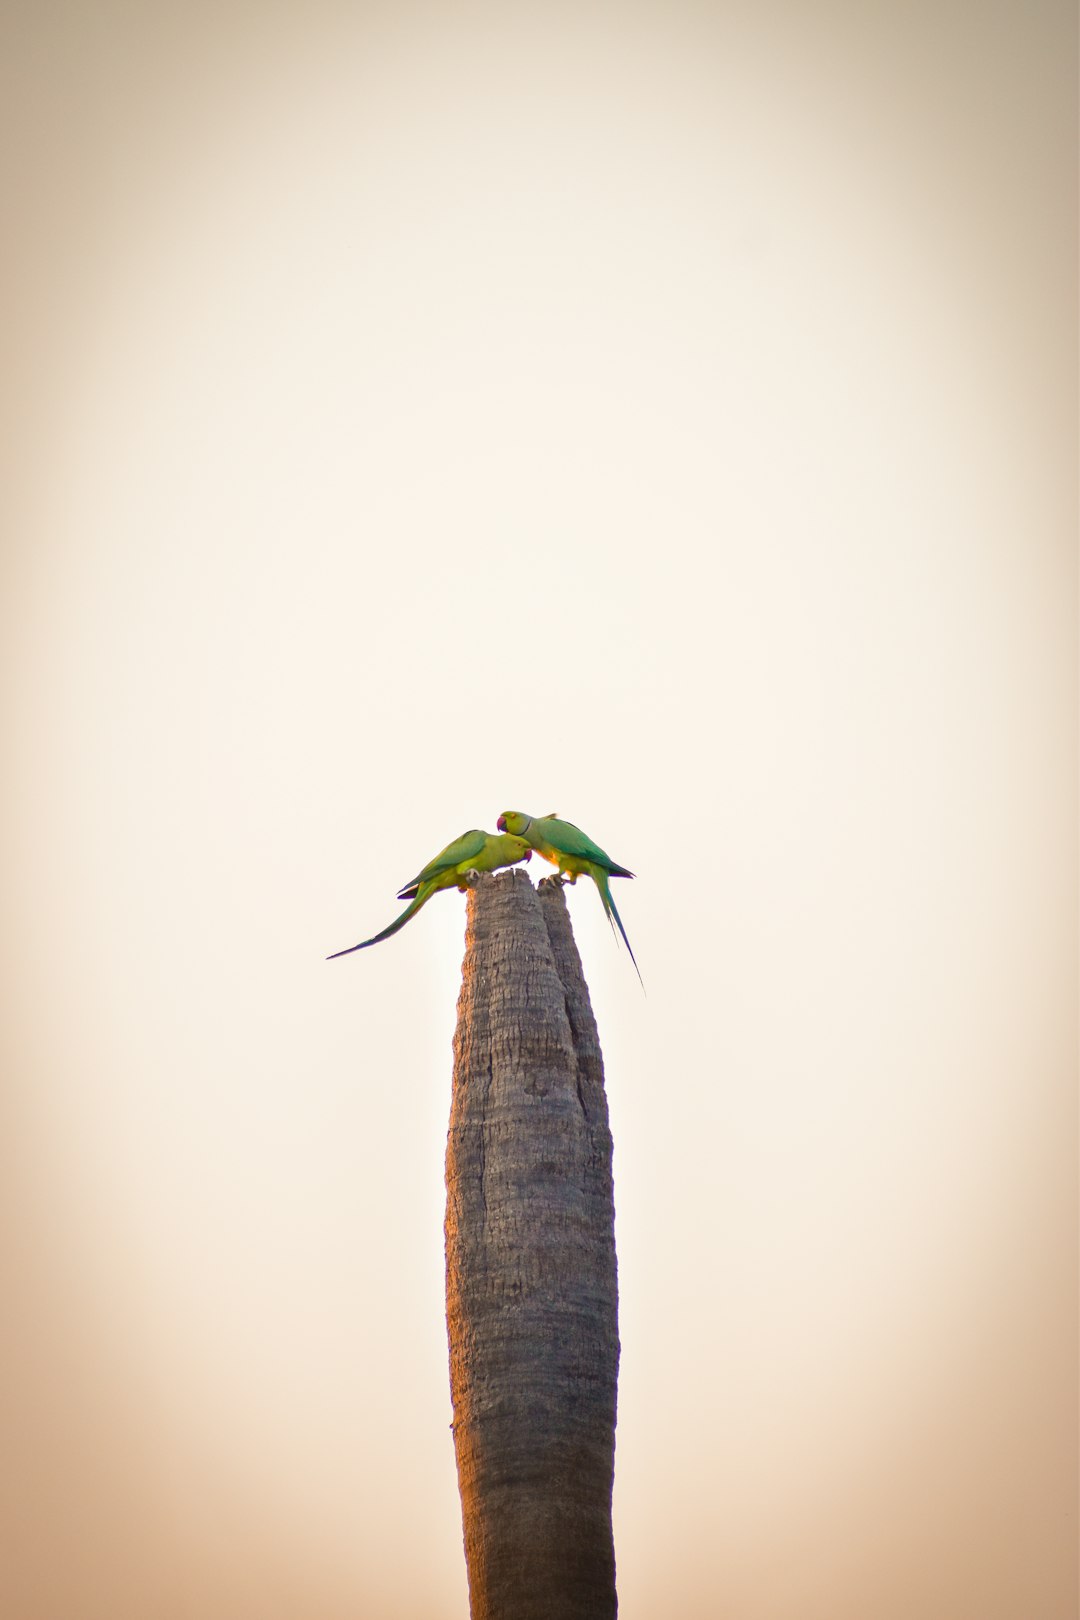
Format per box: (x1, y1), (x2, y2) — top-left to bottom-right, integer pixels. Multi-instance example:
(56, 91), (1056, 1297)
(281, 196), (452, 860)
(2, 3), (1076, 1617)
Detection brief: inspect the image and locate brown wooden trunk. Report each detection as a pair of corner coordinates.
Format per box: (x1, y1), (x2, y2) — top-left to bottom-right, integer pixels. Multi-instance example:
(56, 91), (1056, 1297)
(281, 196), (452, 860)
(445, 869), (619, 1620)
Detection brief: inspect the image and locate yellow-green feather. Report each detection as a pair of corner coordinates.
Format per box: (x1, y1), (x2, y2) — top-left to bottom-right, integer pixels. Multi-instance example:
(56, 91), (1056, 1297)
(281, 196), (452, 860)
(329, 829), (529, 958)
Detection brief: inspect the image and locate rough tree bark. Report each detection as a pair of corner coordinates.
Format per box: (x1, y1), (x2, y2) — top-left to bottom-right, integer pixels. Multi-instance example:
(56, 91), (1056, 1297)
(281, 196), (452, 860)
(445, 869), (619, 1620)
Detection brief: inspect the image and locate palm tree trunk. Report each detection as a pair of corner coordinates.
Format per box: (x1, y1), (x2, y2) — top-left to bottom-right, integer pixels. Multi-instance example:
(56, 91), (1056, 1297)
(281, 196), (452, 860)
(445, 869), (619, 1620)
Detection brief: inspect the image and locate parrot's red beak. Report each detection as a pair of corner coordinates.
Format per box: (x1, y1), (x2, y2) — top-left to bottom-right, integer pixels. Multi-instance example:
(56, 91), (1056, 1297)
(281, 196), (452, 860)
(523, 848), (532, 861)
(496, 815), (506, 831)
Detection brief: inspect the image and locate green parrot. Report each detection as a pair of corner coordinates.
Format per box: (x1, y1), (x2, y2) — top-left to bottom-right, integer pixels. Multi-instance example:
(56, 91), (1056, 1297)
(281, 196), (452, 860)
(327, 829), (531, 958)
(496, 810), (641, 984)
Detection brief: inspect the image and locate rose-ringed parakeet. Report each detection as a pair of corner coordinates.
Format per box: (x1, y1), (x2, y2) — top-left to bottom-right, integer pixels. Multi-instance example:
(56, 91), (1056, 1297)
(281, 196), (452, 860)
(496, 810), (641, 984)
(327, 828), (531, 958)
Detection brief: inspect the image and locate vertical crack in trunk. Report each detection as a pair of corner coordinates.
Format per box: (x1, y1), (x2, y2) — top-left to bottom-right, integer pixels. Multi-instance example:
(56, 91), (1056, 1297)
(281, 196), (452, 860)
(476, 1054), (492, 1220)
(445, 870), (619, 1620)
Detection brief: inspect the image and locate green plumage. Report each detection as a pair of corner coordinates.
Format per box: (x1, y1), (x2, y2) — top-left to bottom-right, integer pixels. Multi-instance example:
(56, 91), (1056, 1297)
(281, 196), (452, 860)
(396, 828), (489, 899)
(328, 829), (530, 958)
(496, 810), (641, 985)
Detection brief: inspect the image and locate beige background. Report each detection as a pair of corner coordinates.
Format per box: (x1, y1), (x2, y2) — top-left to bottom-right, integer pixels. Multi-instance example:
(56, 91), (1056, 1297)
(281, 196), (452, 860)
(2, 3), (1076, 1616)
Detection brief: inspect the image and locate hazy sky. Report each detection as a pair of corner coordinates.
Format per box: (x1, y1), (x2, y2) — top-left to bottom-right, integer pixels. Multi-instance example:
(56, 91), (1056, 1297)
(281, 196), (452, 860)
(2, 3), (1076, 1617)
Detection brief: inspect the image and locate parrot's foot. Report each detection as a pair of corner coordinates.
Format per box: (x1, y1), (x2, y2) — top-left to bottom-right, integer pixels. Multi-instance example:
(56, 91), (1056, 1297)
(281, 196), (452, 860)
(463, 868), (481, 887)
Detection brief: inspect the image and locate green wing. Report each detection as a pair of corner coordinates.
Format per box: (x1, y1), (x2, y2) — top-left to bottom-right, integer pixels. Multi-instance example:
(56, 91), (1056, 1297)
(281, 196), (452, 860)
(397, 828), (487, 898)
(535, 816), (633, 877)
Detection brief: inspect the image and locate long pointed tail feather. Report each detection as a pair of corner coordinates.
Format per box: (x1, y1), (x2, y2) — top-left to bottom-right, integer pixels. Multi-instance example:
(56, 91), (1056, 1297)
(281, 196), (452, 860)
(327, 890), (429, 958)
(596, 872), (644, 990)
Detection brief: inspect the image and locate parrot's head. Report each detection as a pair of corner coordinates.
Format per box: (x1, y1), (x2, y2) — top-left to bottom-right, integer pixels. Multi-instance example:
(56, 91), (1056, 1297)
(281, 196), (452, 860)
(497, 811), (530, 837)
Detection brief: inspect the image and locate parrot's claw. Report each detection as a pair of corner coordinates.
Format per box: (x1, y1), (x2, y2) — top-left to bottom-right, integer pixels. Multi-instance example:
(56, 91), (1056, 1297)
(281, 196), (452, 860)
(464, 868), (481, 887)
